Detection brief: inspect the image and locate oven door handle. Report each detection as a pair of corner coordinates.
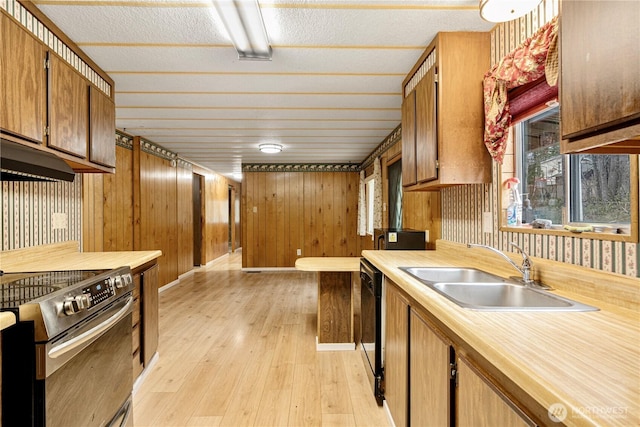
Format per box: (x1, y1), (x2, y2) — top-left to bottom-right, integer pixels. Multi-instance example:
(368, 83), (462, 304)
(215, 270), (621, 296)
(48, 296), (133, 360)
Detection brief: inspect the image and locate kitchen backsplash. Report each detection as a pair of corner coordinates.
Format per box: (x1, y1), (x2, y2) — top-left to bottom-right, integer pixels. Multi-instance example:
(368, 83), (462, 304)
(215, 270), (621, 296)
(1, 177), (83, 250)
(441, 0), (638, 278)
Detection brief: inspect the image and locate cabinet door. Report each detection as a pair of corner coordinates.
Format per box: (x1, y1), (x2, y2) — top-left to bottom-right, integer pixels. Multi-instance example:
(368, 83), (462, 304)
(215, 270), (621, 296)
(560, 1), (640, 141)
(385, 280), (409, 427)
(48, 53), (88, 158)
(0, 12), (45, 143)
(410, 308), (451, 427)
(142, 264), (159, 366)
(457, 356), (534, 427)
(89, 86), (116, 167)
(415, 66), (438, 183)
(401, 90), (417, 187)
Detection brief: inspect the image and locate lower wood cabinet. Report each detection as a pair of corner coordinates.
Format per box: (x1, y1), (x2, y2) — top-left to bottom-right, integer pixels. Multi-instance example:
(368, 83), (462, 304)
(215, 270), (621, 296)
(141, 263), (159, 366)
(385, 279), (535, 427)
(456, 356), (533, 427)
(410, 307), (452, 427)
(132, 261), (159, 381)
(384, 281), (410, 427)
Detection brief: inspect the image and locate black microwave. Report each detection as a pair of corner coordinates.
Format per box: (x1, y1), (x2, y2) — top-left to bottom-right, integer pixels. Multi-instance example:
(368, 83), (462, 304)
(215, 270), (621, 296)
(373, 228), (425, 250)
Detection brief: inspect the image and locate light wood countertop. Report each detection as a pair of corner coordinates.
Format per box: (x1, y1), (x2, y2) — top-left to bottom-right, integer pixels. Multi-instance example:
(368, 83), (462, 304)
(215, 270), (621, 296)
(362, 244), (639, 426)
(295, 257), (360, 272)
(0, 312), (16, 331)
(0, 241), (162, 272)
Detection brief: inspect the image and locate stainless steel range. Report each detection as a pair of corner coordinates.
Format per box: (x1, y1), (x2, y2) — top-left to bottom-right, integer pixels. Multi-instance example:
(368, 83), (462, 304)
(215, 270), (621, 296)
(1, 266), (134, 427)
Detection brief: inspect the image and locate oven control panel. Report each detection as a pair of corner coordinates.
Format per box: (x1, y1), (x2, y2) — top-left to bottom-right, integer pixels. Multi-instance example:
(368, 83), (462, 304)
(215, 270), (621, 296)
(62, 272), (133, 316)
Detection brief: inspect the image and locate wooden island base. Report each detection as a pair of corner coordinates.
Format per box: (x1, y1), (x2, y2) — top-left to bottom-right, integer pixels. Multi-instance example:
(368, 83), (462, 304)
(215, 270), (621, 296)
(295, 257), (361, 351)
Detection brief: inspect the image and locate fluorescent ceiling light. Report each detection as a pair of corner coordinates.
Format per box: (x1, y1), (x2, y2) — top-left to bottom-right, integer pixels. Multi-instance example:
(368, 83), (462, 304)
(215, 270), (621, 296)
(259, 143), (282, 153)
(479, 0), (542, 22)
(212, 0), (272, 60)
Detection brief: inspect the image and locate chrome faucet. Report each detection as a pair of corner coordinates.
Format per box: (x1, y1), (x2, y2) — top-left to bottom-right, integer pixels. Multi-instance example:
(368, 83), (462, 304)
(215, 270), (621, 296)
(467, 242), (534, 284)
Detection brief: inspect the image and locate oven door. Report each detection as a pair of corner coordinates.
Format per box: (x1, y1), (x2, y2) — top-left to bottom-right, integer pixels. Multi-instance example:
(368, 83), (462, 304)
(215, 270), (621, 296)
(40, 298), (133, 427)
(2, 296), (134, 427)
(359, 258), (384, 405)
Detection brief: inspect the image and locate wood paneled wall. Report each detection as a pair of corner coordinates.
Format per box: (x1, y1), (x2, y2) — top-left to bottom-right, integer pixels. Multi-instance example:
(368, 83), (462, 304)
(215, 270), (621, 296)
(84, 136), (248, 288)
(83, 145), (134, 252)
(135, 144), (179, 288)
(242, 171), (359, 268)
(403, 191), (441, 250)
(176, 164), (193, 276)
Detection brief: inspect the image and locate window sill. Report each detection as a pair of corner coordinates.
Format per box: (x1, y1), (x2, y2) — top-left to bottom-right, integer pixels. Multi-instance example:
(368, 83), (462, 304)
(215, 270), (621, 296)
(500, 225), (638, 243)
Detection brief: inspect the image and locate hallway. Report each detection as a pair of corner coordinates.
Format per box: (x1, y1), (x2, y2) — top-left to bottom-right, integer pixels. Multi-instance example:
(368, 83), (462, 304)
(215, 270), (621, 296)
(133, 251), (389, 426)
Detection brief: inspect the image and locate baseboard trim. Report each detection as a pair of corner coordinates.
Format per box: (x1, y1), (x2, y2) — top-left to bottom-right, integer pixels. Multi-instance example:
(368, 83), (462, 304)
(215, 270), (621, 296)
(132, 352), (159, 395)
(315, 336), (356, 351)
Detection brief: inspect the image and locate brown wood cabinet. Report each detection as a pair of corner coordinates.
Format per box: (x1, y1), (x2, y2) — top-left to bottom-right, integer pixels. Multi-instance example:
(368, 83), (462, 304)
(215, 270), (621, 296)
(401, 32), (492, 191)
(0, 12), (45, 143)
(89, 86), (116, 167)
(457, 356), (533, 427)
(141, 263), (159, 367)
(47, 52), (88, 159)
(401, 91), (417, 186)
(385, 280), (534, 427)
(384, 280), (409, 427)
(410, 307), (451, 427)
(0, 9), (115, 173)
(132, 273), (143, 380)
(132, 261), (159, 380)
(560, 1), (640, 154)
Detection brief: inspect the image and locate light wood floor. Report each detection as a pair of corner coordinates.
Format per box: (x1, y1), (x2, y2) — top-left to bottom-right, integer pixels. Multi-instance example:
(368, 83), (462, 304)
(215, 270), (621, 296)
(133, 251), (390, 427)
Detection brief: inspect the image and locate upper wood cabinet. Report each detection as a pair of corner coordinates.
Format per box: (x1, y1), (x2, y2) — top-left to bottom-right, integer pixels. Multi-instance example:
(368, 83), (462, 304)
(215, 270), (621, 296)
(90, 86), (116, 167)
(0, 8), (115, 173)
(0, 12), (45, 143)
(401, 91), (417, 186)
(47, 52), (89, 159)
(401, 32), (492, 191)
(560, 1), (640, 154)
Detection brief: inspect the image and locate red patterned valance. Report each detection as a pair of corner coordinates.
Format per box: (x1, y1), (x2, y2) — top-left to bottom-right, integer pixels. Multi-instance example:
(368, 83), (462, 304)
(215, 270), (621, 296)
(482, 16), (559, 163)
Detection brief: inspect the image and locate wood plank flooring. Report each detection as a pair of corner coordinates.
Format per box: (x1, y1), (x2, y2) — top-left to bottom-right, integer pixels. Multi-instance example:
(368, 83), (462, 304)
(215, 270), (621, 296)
(133, 251), (390, 427)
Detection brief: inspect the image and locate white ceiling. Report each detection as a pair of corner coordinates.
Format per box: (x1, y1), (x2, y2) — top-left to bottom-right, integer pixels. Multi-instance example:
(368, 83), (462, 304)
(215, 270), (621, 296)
(34, 0), (494, 180)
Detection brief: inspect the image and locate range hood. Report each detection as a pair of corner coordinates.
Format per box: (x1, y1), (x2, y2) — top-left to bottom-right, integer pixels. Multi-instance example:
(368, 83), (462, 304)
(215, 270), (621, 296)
(1, 139), (75, 182)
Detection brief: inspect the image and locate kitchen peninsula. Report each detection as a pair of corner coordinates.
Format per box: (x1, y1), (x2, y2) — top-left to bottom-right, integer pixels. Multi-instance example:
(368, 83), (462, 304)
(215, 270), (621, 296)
(295, 257), (360, 350)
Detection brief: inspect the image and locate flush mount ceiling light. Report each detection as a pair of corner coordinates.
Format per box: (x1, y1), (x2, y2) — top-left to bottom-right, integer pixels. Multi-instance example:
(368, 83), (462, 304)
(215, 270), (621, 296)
(479, 0), (543, 22)
(211, 0), (272, 60)
(259, 143), (282, 154)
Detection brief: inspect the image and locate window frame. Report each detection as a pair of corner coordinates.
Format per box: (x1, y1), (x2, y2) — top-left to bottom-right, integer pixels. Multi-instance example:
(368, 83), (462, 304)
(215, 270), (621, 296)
(501, 109), (638, 244)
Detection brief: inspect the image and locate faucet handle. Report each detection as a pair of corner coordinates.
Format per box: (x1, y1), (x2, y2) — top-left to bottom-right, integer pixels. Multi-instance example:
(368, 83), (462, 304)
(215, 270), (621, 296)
(509, 242), (530, 262)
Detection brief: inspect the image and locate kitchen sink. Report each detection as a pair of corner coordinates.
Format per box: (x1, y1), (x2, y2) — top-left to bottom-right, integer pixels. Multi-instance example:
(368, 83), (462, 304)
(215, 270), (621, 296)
(399, 267), (598, 312)
(400, 267), (507, 284)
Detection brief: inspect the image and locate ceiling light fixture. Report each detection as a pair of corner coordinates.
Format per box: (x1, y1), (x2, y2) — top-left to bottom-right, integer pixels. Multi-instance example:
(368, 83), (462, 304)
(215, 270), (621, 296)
(259, 143), (282, 154)
(479, 0), (542, 22)
(211, 0), (272, 60)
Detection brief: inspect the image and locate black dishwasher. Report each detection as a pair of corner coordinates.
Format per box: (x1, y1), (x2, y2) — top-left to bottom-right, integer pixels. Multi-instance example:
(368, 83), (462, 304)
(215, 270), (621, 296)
(360, 258), (384, 405)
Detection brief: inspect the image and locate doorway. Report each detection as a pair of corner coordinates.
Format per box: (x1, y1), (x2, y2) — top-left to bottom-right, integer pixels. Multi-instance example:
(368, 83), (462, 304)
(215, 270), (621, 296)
(193, 173), (204, 266)
(388, 159), (403, 229)
(228, 185), (236, 252)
